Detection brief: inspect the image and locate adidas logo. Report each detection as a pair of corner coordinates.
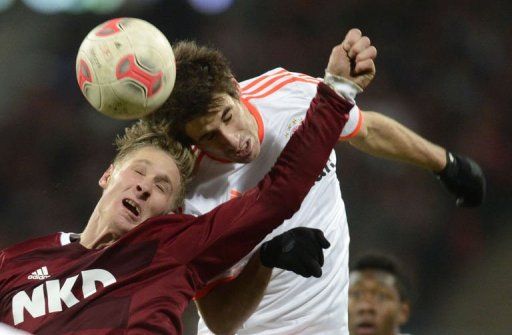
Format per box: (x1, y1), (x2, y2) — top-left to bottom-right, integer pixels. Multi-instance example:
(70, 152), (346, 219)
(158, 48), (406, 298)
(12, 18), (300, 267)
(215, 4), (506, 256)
(27, 266), (51, 280)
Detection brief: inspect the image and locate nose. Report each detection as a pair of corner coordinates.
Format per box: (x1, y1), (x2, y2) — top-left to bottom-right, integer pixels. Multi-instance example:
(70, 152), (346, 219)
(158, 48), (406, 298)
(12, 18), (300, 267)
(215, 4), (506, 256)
(355, 295), (376, 315)
(218, 126), (238, 150)
(136, 183), (151, 200)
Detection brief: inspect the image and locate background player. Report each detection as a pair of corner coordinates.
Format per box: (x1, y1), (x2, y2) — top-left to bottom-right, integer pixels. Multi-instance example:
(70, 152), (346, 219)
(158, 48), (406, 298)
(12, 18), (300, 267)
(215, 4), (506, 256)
(348, 253), (412, 335)
(150, 28), (484, 334)
(0, 39), (364, 333)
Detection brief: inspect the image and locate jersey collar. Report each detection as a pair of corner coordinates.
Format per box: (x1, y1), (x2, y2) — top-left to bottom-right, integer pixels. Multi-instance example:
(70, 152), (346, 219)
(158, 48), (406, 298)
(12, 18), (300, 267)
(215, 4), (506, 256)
(241, 97), (264, 144)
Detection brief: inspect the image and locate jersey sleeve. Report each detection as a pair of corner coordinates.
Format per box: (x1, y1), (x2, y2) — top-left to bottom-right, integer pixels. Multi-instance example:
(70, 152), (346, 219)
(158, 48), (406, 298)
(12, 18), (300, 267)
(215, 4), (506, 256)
(175, 83), (354, 284)
(339, 106), (363, 140)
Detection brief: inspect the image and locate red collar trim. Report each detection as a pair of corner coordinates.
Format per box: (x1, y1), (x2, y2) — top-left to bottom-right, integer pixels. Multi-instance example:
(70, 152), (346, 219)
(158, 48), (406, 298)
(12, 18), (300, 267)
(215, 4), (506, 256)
(241, 97), (264, 144)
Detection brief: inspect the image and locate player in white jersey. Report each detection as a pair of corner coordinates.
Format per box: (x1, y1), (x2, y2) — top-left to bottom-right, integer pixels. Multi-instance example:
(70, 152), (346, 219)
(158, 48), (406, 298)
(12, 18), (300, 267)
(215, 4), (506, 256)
(151, 29), (485, 334)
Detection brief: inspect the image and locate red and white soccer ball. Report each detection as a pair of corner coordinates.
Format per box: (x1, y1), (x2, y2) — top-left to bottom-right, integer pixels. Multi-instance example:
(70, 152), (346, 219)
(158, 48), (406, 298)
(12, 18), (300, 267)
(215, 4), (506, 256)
(76, 18), (175, 120)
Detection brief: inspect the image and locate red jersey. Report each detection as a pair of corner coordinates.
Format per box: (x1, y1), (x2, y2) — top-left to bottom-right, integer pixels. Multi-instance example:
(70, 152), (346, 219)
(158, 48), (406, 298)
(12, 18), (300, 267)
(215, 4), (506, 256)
(0, 83), (352, 334)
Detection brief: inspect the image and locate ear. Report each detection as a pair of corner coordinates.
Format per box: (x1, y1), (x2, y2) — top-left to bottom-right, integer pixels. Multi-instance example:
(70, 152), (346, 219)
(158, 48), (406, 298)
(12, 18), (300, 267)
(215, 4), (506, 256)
(99, 164), (115, 189)
(398, 301), (410, 326)
(231, 77), (241, 93)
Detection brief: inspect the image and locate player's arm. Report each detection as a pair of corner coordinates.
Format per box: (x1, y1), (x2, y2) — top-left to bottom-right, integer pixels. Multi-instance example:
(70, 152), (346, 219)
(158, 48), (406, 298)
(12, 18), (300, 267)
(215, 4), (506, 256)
(196, 227), (329, 334)
(195, 251), (271, 335)
(347, 111), (485, 207)
(190, 29), (376, 334)
(348, 111), (446, 171)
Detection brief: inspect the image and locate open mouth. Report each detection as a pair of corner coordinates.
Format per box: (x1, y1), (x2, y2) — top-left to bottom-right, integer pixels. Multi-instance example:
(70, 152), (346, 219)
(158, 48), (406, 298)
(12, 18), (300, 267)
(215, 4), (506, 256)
(355, 322), (376, 335)
(122, 198), (141, 217)
(236, 138), (252, 158)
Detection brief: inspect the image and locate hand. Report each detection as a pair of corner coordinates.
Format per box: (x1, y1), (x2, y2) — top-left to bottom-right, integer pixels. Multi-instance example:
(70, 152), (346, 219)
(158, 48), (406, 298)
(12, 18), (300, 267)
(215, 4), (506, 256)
(259, 227), (330, 278)
(436, 151), (486, 207)
(326, 28), (377, 90)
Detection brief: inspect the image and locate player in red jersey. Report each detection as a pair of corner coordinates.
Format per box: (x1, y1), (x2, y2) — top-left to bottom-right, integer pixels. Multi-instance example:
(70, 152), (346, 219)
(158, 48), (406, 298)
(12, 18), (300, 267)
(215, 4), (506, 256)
(0, 32), (374, 334)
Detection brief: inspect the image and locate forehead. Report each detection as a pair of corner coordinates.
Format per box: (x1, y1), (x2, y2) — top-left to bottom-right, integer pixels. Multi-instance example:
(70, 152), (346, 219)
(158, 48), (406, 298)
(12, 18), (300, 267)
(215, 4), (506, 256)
(349, 270), (398, 292)
(119, 146), (179, 178)
(185, 93), (234, 136)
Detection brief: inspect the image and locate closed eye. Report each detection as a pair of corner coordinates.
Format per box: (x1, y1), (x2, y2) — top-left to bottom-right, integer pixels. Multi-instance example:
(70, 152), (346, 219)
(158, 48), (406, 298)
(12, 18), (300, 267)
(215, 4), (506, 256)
(222, 107), (232, 123)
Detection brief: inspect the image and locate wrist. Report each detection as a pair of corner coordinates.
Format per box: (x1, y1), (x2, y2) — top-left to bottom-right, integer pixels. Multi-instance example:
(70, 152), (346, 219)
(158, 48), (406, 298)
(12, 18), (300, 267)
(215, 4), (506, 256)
(323, 71), (363, 104)
(436, 151), (457, 177)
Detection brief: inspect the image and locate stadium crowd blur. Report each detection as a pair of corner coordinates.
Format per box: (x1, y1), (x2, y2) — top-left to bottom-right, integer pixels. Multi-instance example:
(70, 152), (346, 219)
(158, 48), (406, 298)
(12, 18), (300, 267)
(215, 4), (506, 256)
(0, 1), (510, 334)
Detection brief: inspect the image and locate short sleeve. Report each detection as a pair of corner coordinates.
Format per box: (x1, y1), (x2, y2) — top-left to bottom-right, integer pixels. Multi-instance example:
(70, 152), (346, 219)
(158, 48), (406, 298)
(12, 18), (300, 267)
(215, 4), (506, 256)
(339, 106), (363, 140)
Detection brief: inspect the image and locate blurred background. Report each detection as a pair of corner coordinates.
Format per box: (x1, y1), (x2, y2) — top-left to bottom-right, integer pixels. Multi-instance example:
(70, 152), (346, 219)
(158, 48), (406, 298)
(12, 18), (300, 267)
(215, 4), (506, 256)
(0, 0), (510, 334)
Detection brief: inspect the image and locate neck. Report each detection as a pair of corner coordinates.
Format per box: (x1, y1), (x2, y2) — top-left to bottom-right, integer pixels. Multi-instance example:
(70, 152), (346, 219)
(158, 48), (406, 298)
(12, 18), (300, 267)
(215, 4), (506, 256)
(79, 204), (120, 249)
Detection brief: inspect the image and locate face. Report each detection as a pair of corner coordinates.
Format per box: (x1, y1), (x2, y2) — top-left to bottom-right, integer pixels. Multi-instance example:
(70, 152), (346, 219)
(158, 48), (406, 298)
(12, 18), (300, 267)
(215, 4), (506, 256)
(184, 93), (260, 163)
(97, 146), (181, 236)
(348, 270), (410, 335)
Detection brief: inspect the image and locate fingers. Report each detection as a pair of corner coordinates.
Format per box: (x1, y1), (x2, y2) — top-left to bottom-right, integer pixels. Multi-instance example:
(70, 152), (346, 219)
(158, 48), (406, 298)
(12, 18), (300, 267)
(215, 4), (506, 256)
(298, 258), (322, 278)
(314, 230), (331, 249)
(303, 229), (329, 267)
(347, 36), (371, 59)
(355, 45), (377, 62)
(308, 259), (322, 278)
(342, 28), (362, 52)
(354, 59), (375, 75)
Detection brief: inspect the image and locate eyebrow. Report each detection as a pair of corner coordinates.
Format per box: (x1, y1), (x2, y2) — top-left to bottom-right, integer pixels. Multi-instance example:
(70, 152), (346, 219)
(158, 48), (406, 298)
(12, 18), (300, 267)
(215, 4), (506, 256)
(133, 159), (152, 165)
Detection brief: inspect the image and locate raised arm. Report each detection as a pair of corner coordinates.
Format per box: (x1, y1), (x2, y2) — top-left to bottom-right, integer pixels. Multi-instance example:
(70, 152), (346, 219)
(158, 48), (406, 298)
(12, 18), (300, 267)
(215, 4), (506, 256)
(348, 111), (485, 207)
(349, 111), (446, 171)
(191, 29), (377, 334)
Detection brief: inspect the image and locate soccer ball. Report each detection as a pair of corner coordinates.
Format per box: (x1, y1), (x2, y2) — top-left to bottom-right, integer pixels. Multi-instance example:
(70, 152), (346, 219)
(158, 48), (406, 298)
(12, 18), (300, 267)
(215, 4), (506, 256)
(76, 18), (175, 120)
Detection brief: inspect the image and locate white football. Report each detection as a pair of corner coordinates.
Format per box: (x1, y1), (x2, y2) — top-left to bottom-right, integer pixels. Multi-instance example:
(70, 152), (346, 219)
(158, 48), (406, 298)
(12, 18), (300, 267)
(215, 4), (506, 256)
(76, 18), (175, 120)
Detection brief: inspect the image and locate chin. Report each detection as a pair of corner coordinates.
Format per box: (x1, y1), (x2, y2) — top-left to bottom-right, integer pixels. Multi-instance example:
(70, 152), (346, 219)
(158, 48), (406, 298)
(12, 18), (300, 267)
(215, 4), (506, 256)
(245, 146), (260, 163)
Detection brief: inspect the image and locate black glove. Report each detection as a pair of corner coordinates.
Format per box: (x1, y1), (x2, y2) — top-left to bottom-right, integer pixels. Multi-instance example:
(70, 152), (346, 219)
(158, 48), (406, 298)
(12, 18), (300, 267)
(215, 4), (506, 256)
(259, 227), (330, 278)
(436, 151), (486, 207)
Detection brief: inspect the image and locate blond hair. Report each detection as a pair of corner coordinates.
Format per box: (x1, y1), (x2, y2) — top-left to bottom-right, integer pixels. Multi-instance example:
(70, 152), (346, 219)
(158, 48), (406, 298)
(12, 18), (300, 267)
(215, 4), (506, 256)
(114, 120), (195, 208)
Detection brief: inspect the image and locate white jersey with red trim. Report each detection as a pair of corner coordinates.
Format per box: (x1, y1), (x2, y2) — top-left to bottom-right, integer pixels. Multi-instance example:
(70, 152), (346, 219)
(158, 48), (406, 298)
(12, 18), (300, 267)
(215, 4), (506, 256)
(185, 68), (362, 335)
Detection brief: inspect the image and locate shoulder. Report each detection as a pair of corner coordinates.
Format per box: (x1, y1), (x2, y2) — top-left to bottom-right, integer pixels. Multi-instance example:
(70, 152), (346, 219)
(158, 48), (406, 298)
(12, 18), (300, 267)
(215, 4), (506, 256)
(241, 68), (322, 135)
(240, 67), (320, 101)
(0, 233), (61, 264)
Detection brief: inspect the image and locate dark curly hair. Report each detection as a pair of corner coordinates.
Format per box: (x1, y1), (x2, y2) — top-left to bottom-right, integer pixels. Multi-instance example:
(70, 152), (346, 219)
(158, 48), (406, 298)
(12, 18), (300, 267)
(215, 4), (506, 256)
(351, 253), (411, 302)
(147, 41), (239, 146)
